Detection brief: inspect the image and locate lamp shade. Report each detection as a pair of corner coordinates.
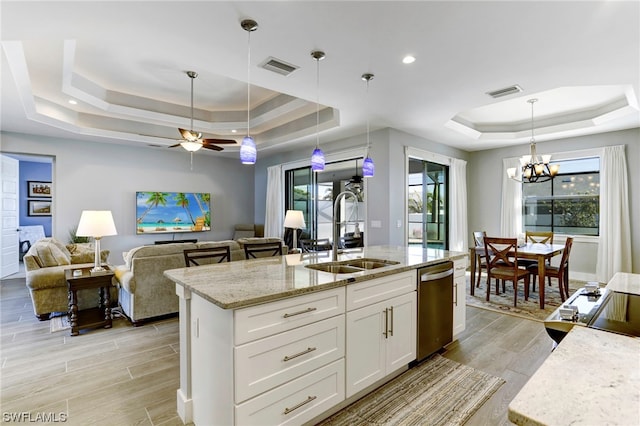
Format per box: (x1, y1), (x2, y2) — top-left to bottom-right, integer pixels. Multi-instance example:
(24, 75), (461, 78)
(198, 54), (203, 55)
(311, 148), (325, 172)
(76, 210), (117, 238)
(180, 141), (202, 152)
(362, 156), (375, 177)
(283, 210), (306, 229)
(240, 136), (257, 164)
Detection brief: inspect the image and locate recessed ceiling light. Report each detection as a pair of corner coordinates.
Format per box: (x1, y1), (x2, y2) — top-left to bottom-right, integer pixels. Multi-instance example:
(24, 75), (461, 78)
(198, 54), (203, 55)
(68, 99), (77, 105)
(231, 129), (237, 133)
(402, 55), (416, 64)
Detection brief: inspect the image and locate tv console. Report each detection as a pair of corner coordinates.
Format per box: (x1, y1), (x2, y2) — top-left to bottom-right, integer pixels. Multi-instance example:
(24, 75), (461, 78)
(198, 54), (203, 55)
(154, 239), (198, 245)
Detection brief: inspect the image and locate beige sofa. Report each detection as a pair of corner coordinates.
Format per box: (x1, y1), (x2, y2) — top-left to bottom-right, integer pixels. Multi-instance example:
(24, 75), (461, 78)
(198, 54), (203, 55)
(24, 238), (110, 320)
(113, 238), (286, 326)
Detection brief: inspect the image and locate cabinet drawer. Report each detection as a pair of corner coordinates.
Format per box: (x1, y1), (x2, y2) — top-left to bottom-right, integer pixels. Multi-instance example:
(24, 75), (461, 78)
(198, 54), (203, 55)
(346, 271), (416, 311)
(454, 258), (467, 277)
(235, 359), (345, 426)
(235, 315), (345, 403)
(235, 288), (345, 345)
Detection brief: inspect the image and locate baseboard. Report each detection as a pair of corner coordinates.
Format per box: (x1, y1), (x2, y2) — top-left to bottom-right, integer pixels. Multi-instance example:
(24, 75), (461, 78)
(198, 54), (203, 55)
(176, 388), (193, 424)
(570, 271), (598, 283)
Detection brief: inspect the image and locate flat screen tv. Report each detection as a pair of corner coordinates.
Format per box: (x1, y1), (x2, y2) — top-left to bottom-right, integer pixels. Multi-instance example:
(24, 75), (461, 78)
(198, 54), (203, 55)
(136, 191), (211, 235)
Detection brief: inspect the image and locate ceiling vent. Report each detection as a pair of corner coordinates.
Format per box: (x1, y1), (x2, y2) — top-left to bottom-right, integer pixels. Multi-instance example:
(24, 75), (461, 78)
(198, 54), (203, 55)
(260, 57), (299, 76)
(486, 84), (523, 98)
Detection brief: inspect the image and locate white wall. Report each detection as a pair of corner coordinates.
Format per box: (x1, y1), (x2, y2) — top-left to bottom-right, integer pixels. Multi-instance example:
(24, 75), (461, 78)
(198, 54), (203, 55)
(1, 132), (255, 261)
(467, 128), (640, 277)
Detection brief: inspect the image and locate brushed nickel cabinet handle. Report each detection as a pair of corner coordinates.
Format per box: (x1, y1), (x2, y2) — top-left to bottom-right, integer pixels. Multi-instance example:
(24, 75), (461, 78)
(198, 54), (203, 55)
(454, 282), (458, 306)
(383, 308), (388, 338)
(283, 347), (317, 362)
(284, 395), (317, 415)
(389, 305), (394, 336)
(283, 307), (317, 318)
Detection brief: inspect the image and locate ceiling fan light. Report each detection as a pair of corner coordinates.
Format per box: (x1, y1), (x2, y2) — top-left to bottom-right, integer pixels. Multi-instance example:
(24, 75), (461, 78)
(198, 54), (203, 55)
(180, 141), (202, 152)
(240, 136), (256, 164)
(311, 148), (325, 172)
(362, 156), (375, 177)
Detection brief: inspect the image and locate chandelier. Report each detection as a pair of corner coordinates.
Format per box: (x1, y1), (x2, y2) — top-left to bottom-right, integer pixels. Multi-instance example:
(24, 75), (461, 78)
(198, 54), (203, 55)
(507, 98), (559, 183)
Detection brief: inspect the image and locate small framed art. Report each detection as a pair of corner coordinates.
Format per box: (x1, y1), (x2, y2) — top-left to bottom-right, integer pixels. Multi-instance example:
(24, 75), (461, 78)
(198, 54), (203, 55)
(28, 200), (52, 216)
(27, 181), (52, 198)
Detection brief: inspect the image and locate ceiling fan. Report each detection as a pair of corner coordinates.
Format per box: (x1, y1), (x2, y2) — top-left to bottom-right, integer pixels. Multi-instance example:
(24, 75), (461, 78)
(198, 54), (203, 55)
(169, 71), (237, 152)
(345, 159), (363, 195)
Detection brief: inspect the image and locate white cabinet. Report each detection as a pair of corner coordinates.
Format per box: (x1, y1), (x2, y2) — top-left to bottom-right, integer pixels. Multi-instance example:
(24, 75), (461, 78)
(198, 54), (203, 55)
(453, 257), (467, 338)
(345, 271), (417, 397)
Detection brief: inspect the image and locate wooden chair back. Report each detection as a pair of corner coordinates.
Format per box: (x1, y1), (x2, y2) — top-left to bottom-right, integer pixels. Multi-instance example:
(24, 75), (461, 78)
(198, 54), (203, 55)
(525, 231), (553, 244)
(184, 246), (231, 267)
(244, 242), (283, 259)
(300, 238), (331, 252)
(557, 237), (574, 273)
(483, 237), (519, 270)
(473, 231), (486, 247)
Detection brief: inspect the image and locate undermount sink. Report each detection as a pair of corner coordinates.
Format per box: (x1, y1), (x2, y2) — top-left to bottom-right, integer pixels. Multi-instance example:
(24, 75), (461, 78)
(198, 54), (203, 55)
(305, 264), (364, 274)
(343, 258), (400, 270)
(305, 258), (400, 274)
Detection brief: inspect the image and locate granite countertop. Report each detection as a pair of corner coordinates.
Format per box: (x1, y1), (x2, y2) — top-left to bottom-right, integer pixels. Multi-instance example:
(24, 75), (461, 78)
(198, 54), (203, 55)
(164, 245), (467, 309)
(605, 272), (640, 294)
(508, 325), (640, 426)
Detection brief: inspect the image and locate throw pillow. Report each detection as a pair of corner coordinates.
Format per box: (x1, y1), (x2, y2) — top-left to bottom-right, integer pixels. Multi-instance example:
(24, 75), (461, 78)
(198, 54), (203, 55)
(32, 242), (71, 267)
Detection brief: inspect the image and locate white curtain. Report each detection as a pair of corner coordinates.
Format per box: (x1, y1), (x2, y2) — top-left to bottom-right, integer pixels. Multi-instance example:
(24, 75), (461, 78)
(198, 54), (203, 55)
(596, 145), (632, 282)
(264, 165), (283, 238)
(449, 158), (468, 252)
(501, 157), (522, 237)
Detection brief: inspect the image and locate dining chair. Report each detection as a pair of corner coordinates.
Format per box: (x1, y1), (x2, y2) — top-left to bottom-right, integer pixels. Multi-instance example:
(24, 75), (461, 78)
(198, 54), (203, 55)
(184, 246), (231, 267)
(520, 230), (554, 286)
(472, 231), (487, 290)
(244, 242), (283, 259)
(527, 237), (574, 301)
(483, 237), (530, 307)
(300, 238), (332, 253)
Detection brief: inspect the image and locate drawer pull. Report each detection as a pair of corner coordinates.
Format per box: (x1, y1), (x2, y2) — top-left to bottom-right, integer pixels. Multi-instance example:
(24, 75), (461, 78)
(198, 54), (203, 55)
(283, 307), (317, 318)
(283, 346), (317, 362)
(383, 308), (388, 338)
(389, 305), (394, 336)
(284, 395), (317, 415)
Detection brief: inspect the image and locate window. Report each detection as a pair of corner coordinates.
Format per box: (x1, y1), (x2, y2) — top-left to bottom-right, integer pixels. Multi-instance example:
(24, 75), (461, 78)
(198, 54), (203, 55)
(407, 158), (449, 249)
(523, 157), (600, 235)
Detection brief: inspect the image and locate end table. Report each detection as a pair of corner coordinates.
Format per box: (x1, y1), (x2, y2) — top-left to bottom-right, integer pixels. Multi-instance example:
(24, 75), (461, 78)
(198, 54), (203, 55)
(65, 266), (115, 336)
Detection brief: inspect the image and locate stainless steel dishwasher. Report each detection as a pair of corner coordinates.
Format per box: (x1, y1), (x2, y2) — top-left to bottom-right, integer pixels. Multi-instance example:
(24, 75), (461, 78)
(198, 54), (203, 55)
(416, 261), (454, 362)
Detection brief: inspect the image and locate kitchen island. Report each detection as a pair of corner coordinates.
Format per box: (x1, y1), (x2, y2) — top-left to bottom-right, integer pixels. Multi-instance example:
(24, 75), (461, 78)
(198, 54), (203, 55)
(508, 272), (640, 426)
(164, 245), (466, 425)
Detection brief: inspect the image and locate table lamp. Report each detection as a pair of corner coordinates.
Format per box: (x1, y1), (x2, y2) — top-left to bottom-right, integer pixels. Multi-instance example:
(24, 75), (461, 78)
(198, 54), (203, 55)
(76, 210), (118, 272)
(283, 210), (305, 253)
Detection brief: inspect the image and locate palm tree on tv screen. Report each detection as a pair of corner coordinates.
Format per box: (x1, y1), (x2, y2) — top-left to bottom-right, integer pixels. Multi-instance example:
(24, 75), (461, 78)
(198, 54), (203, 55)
(175, 193), (196, 225)
(195, 193), (211, 226)
(137, 192), (169, 223)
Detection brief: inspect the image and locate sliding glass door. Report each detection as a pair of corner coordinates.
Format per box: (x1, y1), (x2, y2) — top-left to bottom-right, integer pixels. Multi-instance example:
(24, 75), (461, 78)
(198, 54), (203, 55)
(408, 158), (449, 249)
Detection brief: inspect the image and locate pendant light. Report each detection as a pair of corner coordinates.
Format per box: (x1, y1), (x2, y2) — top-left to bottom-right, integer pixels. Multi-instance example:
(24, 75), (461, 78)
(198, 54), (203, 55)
(240, 19), (258, 165)
(310, 50), (326, 172)
(361, 73), (375, 178)
(506, 98), (560, 183)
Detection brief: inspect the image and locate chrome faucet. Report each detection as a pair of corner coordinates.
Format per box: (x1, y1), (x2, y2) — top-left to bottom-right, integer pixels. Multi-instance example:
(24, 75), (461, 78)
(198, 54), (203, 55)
(333, 190), (358, 261)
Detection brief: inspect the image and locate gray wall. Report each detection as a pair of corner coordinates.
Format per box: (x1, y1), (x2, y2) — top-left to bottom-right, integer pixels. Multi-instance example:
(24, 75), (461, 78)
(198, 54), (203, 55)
(467, 128), (640, 276)
(1, 132), (255, 260)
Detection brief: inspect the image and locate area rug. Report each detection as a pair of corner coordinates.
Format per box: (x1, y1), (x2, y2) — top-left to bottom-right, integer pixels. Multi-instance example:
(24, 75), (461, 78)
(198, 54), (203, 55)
(465, 272), (588, 322)
(318, 354), (504, 426)
(50, 315), (70, 332)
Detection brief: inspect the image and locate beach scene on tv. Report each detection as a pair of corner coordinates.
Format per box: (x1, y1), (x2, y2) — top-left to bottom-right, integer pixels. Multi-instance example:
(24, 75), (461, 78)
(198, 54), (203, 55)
(136, 192), (211, 234)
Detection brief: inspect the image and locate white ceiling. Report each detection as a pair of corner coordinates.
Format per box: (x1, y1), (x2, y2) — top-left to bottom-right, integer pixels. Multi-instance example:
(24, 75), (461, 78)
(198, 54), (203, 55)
(2, 1), (639, 158)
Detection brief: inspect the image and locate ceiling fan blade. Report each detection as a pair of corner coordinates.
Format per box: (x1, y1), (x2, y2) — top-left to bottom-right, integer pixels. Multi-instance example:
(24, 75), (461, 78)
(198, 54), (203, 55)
(201, 144), (224, 151)
(178, 128), (201, 141)
(202, 138), (237, 145)
(168, 143), (183, 148)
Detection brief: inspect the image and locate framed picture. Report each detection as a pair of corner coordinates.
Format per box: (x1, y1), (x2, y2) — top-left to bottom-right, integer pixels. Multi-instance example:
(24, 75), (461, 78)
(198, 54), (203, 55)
(28, 200), (52, 216)
(27, 181), (52, 198)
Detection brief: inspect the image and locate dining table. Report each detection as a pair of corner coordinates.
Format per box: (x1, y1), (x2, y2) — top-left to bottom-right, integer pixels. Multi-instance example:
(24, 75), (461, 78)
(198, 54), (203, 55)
(470, 242), (565, 309)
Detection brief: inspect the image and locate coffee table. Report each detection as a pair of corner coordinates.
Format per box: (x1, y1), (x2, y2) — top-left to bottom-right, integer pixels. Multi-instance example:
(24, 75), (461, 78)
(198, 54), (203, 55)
(65, 266), (114, 336)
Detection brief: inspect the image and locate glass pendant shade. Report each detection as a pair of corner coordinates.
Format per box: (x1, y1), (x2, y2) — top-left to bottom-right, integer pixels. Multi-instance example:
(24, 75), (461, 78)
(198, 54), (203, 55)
(240, 136), (257, 164)
(311, 147), (325, 172)
(180, 141), (202, 152)
(362, 156), (375, 177)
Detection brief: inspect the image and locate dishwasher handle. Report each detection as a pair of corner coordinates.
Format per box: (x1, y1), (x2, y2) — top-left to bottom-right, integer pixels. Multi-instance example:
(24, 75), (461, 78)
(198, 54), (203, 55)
(420, 268), (453, 282)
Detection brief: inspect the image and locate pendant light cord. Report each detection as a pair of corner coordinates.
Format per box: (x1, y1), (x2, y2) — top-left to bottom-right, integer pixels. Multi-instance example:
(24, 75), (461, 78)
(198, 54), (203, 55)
(365, 78), (370, 156)
(247, 30), (251, 138)
(315, 56), (320, 149)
